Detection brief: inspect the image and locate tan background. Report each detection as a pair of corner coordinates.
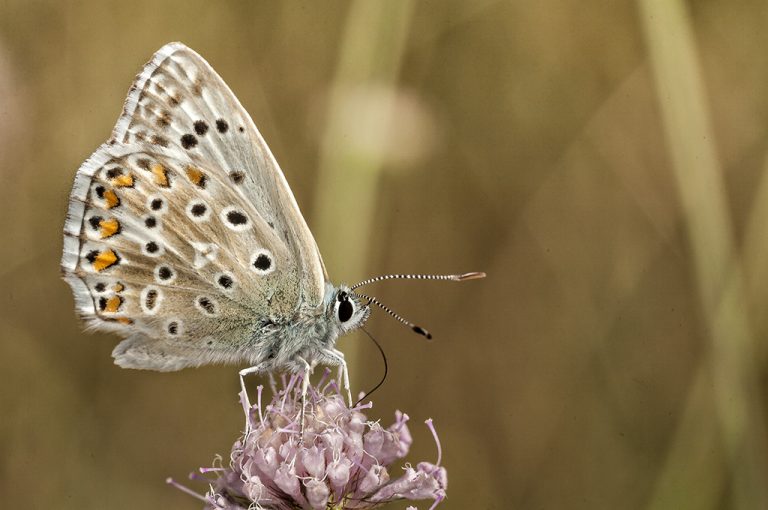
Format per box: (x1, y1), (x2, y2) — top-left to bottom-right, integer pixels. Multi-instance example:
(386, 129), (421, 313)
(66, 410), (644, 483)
(2, 1), (768, 509)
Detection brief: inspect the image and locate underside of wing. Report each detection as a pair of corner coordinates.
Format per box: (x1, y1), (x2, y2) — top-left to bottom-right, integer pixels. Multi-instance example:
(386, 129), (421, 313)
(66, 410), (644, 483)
(61, 43), (332, 370)
(61, 142), (298, 366)
(111, 42), (326, 306)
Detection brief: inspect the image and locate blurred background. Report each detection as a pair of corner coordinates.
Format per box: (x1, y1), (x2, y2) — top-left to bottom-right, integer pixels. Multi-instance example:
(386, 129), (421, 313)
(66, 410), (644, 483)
(2, 1), (768, 508)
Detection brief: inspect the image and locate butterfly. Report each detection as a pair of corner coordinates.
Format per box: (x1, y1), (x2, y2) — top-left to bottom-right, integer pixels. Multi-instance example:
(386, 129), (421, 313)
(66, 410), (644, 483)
(61, 42), (484, 408)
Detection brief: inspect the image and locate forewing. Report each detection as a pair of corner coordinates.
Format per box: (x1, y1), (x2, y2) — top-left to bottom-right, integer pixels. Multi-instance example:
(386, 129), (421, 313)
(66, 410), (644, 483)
(112, 42), (326, 304)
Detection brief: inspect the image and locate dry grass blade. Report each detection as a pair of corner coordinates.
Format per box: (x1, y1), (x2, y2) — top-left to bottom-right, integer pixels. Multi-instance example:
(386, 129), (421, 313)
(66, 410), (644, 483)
(639, 1), (768, 508)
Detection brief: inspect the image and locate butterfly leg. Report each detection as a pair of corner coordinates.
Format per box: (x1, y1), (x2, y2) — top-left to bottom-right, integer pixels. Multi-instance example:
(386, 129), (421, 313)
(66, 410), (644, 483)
(239, 364), (266, 435)
(323, 348), (352, 406)
(296, 356), (313, 442)
(268, 371), (278, 393)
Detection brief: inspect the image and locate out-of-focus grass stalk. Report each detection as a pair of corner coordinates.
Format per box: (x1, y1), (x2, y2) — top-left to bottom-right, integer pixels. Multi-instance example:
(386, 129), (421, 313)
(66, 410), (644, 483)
(312, 1), (414, 381)
(743, 156), (768, 337)
(647, 365), (724, 510)
(639, 1), (768, 509)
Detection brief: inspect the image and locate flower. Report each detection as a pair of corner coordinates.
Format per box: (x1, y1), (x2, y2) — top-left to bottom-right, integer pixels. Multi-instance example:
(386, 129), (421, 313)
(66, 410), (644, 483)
(169, 370), (447, 510)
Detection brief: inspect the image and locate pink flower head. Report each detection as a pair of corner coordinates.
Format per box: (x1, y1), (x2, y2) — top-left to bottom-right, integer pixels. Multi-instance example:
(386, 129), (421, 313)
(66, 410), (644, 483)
(170, 371), (446, 510)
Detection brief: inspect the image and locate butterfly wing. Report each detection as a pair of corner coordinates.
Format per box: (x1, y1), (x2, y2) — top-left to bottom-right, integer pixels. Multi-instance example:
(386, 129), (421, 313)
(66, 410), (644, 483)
(114, 42), (327, 301)
(61, 43), (327, 370)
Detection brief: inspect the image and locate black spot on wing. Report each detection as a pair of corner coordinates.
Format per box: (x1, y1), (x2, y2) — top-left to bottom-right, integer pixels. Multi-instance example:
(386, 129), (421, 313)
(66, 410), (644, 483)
(145, 289), (158, 310)
(180, 134), (198, 149)
(157, 266), (173, 281)
(226, 210), (248, 225)
(197, 296), (217, 315)
(217, 274), (233, 289)
(88, 216), (103, 230)
(191, 203), (207, 217)
(194, 120), (209, 135)
(105, 167), (122, 179)
(254, 253), (271, 271)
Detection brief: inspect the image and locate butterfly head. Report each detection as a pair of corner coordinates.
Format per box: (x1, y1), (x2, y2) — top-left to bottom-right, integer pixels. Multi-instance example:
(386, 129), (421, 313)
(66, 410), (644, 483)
(329, 286), (371, 334)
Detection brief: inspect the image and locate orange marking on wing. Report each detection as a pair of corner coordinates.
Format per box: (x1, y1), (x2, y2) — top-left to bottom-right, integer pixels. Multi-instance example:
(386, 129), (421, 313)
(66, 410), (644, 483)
(185, 166), (205, 186)
(113, 282), (124, 293)
(112, 174), (134, 187)
(99, 218), (120, 238)
(103, 189), (120, 209)
(93, 249), (119, 271)
(150, 162), (169, 187)
(105, 317), (133, 325)
(104, 295), (123, 313)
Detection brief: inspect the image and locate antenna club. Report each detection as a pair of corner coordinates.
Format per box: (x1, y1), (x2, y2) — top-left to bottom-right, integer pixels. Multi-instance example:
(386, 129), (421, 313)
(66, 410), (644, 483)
(412, 326), (433, 340)
(457, 271), (486, 281)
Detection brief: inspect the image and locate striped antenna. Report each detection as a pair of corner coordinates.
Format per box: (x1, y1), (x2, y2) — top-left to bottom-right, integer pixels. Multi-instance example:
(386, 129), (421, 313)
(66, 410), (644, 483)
(351, 271), (486, 291)
(354, 291), (432, 339)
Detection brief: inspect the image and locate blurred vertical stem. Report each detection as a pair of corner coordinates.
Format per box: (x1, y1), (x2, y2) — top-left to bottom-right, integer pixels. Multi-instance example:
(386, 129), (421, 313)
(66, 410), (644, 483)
(639, 1), (768, 509)
(743, 156), (768, 332)
(312, 1), (414, 381)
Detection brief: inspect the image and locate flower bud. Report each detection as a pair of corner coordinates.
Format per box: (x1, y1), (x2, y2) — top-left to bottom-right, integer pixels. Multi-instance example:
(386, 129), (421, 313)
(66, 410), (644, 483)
(299, 445), (326, 479)
(359, 464), (390, 493)
(274, 462), (302, 500)
(305, 478), (330, 509)
(326, 457), (352, 489)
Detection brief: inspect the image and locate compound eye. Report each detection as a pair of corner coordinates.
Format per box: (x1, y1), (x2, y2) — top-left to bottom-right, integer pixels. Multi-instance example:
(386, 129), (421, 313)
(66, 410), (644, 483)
(338, 298), (353, 323)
